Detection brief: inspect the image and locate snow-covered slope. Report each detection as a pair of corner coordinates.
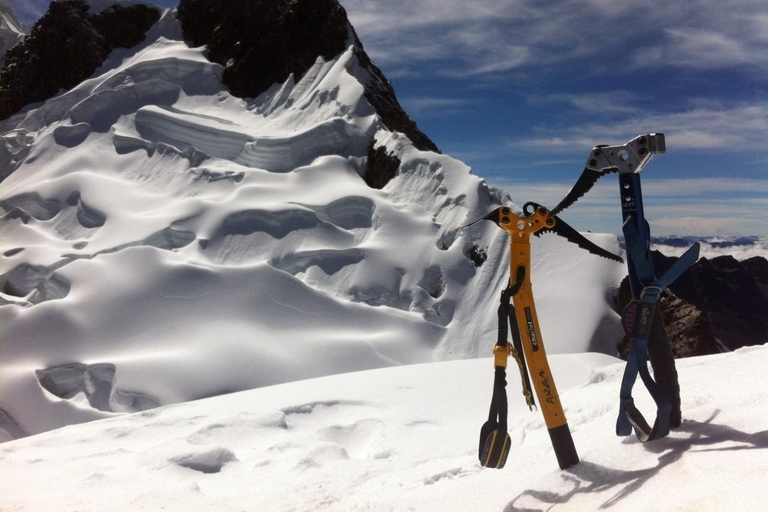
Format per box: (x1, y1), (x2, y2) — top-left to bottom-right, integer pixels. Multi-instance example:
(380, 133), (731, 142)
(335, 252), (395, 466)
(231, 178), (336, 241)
(1, 346), (765, 511)
(0, 8), (625, 440)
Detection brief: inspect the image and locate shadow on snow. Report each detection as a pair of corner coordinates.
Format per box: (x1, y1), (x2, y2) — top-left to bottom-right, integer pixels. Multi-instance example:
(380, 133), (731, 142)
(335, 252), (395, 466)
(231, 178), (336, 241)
(504, 410), (768, 511)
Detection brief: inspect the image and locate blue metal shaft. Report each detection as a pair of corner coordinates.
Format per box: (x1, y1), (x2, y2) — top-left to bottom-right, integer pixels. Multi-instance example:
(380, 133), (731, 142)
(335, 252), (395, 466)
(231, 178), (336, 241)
(619, 173), (651, 293)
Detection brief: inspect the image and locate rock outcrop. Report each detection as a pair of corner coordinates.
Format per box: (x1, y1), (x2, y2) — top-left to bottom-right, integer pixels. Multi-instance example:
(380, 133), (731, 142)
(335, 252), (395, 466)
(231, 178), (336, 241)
(617, 283), (721, 359)
(0, 0), (160, 120)
(364, 140), (401, 189)
(655, 252), (768, 350)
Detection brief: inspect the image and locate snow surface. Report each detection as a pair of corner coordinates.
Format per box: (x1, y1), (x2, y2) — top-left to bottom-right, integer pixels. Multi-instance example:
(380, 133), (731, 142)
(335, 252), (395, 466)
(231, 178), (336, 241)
(1, 347), (766, 511)
(0, 11), (626, 439)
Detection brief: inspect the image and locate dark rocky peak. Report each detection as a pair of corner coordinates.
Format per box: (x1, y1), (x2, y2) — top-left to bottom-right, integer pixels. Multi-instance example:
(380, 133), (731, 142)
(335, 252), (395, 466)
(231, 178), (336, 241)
(176, 0), (438, 153)
(0, 0), (160, 120)
(654, 251), (768, 350)
(351, 32), (439, 154)
(179, 0), (348, 97)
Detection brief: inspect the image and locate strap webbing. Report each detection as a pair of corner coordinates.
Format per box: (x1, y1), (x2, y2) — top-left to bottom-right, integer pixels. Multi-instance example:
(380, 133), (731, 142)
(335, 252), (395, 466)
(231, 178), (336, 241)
(617, 219), (700, 442)
(478, 266), (530, 467)
(617, 307), (672, 442)
(498, 267), (536, 409)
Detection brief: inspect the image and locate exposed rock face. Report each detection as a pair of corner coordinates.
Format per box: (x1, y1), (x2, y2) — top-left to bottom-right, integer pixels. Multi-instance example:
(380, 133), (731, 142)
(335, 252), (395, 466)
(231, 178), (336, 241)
(178, 0), (348, 97)
(616, 251), (768, 357)
(653, 252), (768, 350)
(466, 245), (488, 268)
(176, 0), (439, 153)
(364, 140), (401, 189)
(352, 38), (440, 154)
(657, 296), (722, 358)
(0, 0), (160, 120)
(0, 409), (26, 442)
(617, 282), (721, 359)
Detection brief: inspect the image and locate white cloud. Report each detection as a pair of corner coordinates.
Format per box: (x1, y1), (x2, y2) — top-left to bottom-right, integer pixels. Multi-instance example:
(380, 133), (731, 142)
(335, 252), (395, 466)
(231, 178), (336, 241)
(485, 177), (768, 236)
(10, 0), (49, 25)
(651, 216), (748, 236)
(343, 0), (768, 77)
(528, 91), (647, 115)
(633, 26), (768, 70)
(653, 239), (768, 261)
(399, 97), (478, 116)
(514, 103), (768, 151)
(641, 179), (768, 196)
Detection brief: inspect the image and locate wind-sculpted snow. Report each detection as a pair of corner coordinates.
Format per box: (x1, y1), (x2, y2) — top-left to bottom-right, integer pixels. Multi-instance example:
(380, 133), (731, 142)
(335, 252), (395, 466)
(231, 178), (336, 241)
(302, 196), (376, 230)
(0, 192), (61, 221)
(237, 117), (368, 171)
(53, 123), (92, 148)
(270, 248), (365, 276)
(0, 20), (626, 439)
(36, 362), (160, 413)
(0, 263), (70, 305)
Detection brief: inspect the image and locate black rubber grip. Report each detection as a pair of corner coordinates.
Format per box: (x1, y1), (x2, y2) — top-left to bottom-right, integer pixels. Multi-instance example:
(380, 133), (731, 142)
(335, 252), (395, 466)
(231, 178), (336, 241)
(548, 424), (579, 469)
(647, 305), (681, 428)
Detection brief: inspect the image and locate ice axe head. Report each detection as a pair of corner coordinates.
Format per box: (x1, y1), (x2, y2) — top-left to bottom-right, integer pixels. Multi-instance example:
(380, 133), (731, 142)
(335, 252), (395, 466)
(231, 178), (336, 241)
(463, 205), (555, 232)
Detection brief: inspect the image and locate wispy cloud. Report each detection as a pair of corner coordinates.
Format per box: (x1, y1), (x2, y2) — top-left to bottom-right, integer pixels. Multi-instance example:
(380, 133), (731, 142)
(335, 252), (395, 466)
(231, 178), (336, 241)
(10, 0), (49, 25)
(484, 176), (768, 236)
(344, 0), (768, 77)
(399, 96), (479, 117)
(633, 26), (768, 70)
(527, 91), (648, 115)
(651, 216), (751, 237)
(513, 103), (768, 151)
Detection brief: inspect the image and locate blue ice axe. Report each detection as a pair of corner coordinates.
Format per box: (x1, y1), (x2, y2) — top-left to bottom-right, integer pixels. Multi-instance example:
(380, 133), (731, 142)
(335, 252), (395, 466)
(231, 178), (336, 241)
(549, 134), (700, 442)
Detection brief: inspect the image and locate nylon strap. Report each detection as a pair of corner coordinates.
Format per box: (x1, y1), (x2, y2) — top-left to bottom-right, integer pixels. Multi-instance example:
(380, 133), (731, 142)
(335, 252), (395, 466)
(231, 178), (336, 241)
(617, 219), (700, 442)
(479, 266), (531, 467)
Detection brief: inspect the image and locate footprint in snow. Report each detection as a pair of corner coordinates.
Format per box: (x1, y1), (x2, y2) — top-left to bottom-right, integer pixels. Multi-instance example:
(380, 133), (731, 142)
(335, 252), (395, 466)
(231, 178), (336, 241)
(172, 448), (238, 474)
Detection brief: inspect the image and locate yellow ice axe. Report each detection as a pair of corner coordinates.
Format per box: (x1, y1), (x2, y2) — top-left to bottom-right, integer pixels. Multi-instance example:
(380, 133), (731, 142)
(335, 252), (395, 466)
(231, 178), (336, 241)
(474, 202), (623, 470)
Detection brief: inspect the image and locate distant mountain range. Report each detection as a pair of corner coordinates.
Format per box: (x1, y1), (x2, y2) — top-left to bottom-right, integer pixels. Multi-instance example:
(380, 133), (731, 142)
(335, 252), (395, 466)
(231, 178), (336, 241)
(649, 235), (768, 262)
(652, 235), (763, 249)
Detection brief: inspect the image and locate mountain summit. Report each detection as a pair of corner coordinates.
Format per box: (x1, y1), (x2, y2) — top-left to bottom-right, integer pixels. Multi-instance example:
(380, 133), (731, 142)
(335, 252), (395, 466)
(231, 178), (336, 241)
(0, 0), (624, 441)
(0, 0), (437, 153)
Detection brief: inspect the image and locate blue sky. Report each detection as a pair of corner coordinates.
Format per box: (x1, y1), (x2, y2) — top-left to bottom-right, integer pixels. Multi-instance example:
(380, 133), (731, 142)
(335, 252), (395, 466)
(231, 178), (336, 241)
(13, 0), (768, 236)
